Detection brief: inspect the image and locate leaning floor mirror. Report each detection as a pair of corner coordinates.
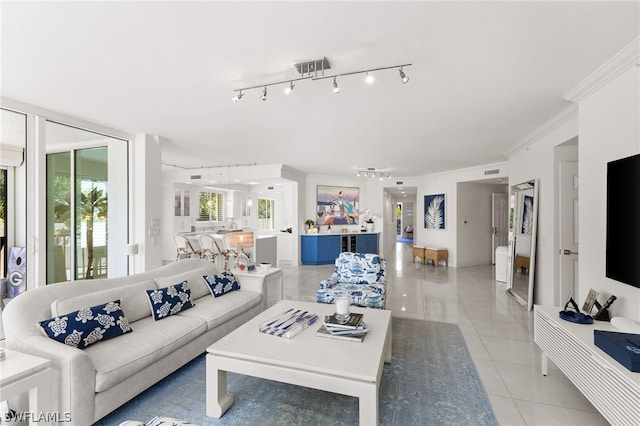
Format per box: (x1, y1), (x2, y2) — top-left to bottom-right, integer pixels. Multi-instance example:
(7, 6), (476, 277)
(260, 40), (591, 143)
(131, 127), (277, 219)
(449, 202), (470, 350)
(506, 179), (539, 311)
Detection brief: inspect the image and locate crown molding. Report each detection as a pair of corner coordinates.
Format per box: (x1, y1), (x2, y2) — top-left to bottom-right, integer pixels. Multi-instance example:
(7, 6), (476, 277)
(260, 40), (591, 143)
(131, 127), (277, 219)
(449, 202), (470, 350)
(1, 96), (135, 141)
(504, 103), (578, 158)
(563, 37), (640, 103)
(505, 38), (639, 158)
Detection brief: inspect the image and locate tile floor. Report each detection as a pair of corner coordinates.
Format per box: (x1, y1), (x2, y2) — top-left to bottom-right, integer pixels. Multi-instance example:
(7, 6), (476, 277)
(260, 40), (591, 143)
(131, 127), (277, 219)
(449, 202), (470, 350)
(280, 242), (609, 426)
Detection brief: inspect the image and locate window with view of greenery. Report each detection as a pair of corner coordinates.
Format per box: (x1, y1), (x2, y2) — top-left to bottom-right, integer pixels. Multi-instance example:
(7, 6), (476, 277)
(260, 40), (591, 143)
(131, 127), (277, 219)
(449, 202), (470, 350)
(258, 198), (274, 230)
(198, 191), (225, 221)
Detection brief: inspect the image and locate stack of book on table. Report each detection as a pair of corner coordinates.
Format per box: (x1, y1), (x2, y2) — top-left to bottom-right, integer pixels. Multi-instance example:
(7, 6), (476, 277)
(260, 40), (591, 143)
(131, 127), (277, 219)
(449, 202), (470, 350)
(259, 308), (319, 339)
(316, 312), (369, 342)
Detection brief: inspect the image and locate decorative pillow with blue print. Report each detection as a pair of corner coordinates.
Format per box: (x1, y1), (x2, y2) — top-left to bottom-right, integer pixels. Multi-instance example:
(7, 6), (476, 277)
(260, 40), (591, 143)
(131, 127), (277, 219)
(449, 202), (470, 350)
(38, 299), (132, 349)
(203, 271), (240, 297)
(146, 281), (194, 321)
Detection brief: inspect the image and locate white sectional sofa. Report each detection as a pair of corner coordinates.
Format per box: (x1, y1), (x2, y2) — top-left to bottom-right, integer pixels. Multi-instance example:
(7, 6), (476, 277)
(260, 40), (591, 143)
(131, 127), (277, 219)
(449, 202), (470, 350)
(2, 259), (273, 425)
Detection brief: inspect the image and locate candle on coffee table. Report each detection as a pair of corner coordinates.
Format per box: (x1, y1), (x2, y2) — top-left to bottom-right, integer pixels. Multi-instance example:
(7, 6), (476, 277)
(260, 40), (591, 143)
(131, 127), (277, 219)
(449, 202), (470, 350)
(335, 296), (350, 317)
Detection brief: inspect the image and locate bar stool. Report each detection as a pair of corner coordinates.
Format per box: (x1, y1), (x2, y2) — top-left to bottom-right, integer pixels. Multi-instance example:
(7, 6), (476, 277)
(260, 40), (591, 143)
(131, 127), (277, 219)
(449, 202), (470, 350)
(173, 234), (202, 260)
(198, 234), (219, 263)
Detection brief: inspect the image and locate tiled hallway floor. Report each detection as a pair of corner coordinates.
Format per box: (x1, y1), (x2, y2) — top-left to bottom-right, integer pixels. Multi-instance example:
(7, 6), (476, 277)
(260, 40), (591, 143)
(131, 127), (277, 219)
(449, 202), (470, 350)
(280, 242), (608, 426)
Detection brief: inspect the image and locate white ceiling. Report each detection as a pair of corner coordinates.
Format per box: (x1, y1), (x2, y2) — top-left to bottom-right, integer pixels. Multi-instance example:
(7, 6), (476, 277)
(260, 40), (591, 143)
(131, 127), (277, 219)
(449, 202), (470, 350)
(2, 1), (638, 182)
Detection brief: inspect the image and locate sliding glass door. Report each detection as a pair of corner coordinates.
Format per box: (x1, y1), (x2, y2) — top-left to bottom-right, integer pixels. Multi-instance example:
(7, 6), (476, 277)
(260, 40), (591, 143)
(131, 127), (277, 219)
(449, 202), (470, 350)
(75, 148), (108, 280)
(46, 122), (126, 283)
(47, 152), (71, 282)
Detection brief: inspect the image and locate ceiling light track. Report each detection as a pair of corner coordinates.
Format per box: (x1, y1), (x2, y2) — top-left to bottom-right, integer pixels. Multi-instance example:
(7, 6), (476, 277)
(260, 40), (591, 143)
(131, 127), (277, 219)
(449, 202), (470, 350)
(233, 77), (313, 97)
(357, 167), (392, 180)
(311, 63), (412, 81)
(232, 60), (412, 102)
(162, 162), (257, 170)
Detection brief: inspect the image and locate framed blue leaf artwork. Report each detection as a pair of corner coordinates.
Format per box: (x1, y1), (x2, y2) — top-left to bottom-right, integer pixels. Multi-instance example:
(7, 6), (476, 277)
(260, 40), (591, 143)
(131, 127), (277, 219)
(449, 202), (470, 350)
(424, 194), (445, 229)
(521, 195), (533, 234)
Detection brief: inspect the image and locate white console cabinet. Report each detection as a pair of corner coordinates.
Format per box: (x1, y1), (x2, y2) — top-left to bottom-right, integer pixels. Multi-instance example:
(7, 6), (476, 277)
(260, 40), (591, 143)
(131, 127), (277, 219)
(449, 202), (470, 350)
(534, 305), (640, 425)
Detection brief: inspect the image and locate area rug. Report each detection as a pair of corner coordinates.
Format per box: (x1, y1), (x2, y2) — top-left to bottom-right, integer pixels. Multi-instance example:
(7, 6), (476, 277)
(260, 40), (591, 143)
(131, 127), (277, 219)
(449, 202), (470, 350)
(94, 318), (497, 425)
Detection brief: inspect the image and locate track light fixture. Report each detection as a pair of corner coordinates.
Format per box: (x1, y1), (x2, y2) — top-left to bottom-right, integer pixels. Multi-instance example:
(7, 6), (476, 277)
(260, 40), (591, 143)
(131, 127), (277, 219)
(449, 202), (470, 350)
(399, 67), (409, 84)
(231, 59), (411, 102)
(365, 71), (375, 84)
(356, 168), (392, 180)
(312, 63), (411, 88)
(232, 90), (244, 103)
(284, 81), (294, 95)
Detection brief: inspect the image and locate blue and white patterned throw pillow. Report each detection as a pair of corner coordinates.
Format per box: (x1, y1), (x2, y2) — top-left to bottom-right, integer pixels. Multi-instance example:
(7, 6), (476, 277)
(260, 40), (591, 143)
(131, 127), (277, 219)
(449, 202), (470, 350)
(38, 299), (132, 349)
(203, 271), (240, 298)
(146, 281), (194, 321)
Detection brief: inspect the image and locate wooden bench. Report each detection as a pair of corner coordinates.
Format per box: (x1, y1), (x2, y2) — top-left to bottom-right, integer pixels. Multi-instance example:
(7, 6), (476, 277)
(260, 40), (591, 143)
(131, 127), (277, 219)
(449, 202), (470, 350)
(424, 247), (448, 267)
(412, 246), (425, 263)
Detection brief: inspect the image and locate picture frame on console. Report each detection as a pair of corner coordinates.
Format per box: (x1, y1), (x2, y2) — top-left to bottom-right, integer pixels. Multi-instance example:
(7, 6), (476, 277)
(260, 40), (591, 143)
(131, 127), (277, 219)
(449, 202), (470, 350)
(582, 288), (599, 314)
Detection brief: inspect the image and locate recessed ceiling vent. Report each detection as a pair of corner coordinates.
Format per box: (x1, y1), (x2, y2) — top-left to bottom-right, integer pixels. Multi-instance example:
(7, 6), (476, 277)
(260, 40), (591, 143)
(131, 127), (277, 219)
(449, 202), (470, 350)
(268, 186), (274, 190)
(484, 169), (499, 175)
(190, 175), (202, 180)
(396, 181), (404, 185)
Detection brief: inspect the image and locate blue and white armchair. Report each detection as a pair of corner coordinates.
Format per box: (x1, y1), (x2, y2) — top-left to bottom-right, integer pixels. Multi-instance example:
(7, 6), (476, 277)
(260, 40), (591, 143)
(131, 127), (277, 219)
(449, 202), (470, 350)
(316, 252), (386, 309)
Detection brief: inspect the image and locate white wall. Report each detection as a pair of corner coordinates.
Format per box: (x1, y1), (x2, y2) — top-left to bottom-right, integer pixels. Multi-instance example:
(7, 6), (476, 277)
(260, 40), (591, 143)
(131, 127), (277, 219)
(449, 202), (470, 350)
(107, 139), (130, 277)
(578, 66), (640, 321)
(412, 163), (509, 267)
(507, 63), (640, 321)
(508, 110), (579, 306)
(132, 134), (163, 272)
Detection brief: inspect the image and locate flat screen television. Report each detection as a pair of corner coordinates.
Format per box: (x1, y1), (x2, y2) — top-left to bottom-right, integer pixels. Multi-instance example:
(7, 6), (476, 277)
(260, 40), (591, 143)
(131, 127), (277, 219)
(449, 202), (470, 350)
(606, 152), (640, 288)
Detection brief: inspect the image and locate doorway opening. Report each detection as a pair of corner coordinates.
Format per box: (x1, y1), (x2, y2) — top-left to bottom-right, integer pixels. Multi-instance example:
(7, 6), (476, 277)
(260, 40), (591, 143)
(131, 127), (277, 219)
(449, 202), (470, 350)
(396, 201), (414, 243)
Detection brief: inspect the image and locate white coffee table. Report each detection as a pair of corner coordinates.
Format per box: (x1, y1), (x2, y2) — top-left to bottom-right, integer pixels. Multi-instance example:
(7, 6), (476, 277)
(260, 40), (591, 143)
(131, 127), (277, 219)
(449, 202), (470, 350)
(206, 300), (392, 425)
(0, 349), (52, 426)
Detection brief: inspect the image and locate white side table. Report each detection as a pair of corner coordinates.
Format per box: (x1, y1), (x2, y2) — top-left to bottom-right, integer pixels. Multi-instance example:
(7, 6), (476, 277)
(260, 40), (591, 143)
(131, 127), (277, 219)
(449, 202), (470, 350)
(0, 349), (53, 426)
(233, 267), (283, 309)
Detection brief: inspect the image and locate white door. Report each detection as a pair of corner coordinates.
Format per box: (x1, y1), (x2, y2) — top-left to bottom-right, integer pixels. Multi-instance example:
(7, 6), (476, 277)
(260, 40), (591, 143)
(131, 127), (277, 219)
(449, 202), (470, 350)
(559, 161), (579, 302)
(491, 193), (509, 264)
